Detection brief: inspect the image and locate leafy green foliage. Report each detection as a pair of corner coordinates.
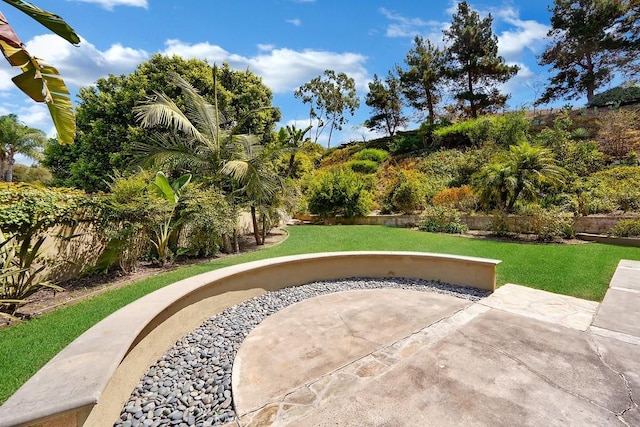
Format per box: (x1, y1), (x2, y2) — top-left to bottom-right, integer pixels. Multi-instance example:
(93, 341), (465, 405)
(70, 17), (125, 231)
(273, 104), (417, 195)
(579, 166), (640, 213)
(353, 148), (389, 163)
(0, 229), (63, 317)
(307, 168), (373, 218)
(517, 205), (575, 241)
(473, 141), (566, 212)
(538, 0), (638, 103)
(43, 56), (279, 192)
(610, 219), (640, 238)
(418, 205), (468, 234)
(294, 70), (360, 147)
(398, 36), (446, 125)
(0, 114), (47, 182)
(0, 182), (86, 234)
(11, 164), (52, 184)
(346, 160), (378, 174)
(434, 112), (530, 148)
(588, 84), (640, 108)
(179, 186), (237, 257)
(443, 1), (519, 118)
(364, 71), (407, 136)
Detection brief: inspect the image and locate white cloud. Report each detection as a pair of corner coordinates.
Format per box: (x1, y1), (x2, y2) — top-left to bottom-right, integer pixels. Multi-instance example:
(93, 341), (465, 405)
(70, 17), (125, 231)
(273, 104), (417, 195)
(161, 40), (370, 94)
(496, 7), (549, 61)
(379, 8), (441, 38)
(258, 44), (275, 52)
(287, 18), (302, 27)
(24, 35), (149, 88)
(66, 0), (148, 10)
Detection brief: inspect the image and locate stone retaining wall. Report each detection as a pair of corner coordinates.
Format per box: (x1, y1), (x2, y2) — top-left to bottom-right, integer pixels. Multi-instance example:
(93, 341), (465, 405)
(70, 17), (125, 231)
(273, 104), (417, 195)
(295, 214), (639, 235)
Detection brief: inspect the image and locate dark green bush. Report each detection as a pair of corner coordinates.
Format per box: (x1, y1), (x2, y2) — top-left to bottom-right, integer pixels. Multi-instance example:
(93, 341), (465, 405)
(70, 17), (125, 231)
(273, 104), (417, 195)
(353, 148), (389, 163)
(417, 205), (468, 234)
(307, 168), (373, 218)
(347, 160), (379, 174)
(388, 133), (423, 154)
(610, 219), (640, 237)
(588, 84), (640, 107)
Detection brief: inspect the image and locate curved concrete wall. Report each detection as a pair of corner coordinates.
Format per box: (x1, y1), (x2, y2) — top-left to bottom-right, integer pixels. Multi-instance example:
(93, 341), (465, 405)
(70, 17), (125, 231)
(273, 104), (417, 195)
(0, 251), (500, 427)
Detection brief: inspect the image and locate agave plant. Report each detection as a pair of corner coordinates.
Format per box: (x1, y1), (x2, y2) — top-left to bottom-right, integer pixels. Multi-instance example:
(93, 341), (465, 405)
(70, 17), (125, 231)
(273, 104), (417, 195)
(0, 228), (62, 318)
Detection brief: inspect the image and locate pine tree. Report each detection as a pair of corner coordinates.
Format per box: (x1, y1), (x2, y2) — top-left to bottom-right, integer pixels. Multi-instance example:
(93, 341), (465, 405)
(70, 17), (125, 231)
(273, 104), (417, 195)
(538, 0), (639, 104)
(443, 1), (519, 118)
(398, 36), (446, 126)
(364, 71), (407, 136)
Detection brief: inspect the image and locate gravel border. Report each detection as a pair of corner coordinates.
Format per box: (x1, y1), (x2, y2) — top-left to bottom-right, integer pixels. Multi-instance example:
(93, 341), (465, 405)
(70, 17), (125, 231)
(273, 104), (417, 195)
(115, 278), (489, 427)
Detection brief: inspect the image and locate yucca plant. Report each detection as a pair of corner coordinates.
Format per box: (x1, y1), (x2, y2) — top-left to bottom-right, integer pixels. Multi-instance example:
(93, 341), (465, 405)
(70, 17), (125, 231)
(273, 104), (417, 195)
(0, 228), (62, 318)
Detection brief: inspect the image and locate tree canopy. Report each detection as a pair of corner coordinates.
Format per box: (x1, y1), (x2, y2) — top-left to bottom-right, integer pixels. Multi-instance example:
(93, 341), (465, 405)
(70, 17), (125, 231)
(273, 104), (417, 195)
(0, 114), (46, 182)
(397, 36), (445, 126)
(365, 71), (407, 136)
(294, 70), (360, 147)
(43, 55), (280, 192)
(538, 0), (640, 104)
(443, 1), (519, 118)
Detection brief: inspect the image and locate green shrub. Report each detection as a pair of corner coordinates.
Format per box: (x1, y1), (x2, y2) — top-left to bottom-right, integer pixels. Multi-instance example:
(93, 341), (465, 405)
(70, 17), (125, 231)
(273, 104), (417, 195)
(580, 166), (640, 213)
(391, 181), (425, 214)
(588, 84), (640, 108)
(433, 112), (530, 148)
(347, 160), (379, 174)
(353, 148), (389, 163)
(518, 205), (575, 241)
(179, 186), (237, 257)
(381, 170), (431, 214)
(388, 133), (423, 154)
(610, 219), (640, 237)
(0, 182), (86, 234)
(307, 168), (374, 218)
(417, 205), (468, 234)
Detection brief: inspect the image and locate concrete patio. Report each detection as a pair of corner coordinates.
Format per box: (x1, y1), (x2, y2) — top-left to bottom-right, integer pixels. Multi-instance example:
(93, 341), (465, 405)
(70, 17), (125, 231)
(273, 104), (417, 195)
(233, 262), (640, 426)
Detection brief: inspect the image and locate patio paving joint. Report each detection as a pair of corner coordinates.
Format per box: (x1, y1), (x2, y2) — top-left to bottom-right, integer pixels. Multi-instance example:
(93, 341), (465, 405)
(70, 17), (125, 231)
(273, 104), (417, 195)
(458, 327), (623, 418)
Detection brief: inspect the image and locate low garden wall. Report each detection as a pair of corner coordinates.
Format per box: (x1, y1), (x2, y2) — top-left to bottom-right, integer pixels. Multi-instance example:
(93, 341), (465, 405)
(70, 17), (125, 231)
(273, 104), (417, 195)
(295, 214), (639, 235)
(0, 251), (500, 427)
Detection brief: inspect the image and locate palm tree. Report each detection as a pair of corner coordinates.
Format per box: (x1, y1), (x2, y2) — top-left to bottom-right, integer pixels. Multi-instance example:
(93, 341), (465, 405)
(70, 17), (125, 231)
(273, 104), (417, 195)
(504, 141), (566, 211)
(133, 67), (283, 245)
(473, 141), (565, 212)
(282, 124), (312, 179)
(0, 114), (47, 182)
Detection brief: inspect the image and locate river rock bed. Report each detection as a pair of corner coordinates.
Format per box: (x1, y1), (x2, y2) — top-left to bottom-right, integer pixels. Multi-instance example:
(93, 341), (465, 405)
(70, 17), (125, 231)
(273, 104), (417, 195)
(115, 277), (489, 427)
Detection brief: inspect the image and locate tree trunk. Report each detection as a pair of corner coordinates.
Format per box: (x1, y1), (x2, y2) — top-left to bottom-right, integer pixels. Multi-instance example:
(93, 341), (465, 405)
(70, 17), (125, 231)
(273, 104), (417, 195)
(221, 234), (233, 254)
(251, 205), (262, 245)
(467, 69), (477, 119)
(260, 214), (267, 245)
(5, 155), (14, 182)
(233, 229), (240, 253)
(285, 153), (296, 179)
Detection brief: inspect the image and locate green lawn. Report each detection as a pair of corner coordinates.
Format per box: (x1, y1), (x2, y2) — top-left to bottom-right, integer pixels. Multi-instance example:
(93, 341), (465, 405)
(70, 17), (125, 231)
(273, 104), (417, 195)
(1, 225), (639, 404)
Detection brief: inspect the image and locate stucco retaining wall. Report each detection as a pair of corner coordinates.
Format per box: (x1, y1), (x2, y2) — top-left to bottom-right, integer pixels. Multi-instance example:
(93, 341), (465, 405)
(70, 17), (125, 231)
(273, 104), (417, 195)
(0, 251), (500, 427)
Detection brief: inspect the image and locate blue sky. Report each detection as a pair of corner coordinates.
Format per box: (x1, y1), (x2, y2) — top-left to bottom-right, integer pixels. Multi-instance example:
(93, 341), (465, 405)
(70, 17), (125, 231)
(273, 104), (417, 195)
(1, 0), (600, 161)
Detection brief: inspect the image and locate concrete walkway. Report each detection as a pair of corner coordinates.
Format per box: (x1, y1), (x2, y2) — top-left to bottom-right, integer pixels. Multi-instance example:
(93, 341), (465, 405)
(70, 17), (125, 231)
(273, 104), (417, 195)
(232, 261), (640, 426)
